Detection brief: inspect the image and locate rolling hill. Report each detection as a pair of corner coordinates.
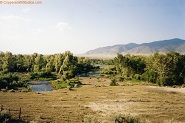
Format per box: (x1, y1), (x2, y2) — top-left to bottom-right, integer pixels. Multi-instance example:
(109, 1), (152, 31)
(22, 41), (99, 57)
(85, 38), (185, 55)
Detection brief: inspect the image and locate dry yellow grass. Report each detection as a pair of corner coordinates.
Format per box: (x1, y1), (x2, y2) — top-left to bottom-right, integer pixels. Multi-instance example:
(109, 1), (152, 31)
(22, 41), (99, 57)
(75, 54), (116, 59)
(0, 77), (185, 123)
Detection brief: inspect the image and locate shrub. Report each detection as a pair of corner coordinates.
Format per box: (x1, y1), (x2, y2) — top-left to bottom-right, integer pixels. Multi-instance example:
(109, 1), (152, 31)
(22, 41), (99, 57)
(141, 70), (157, 83)
(51, 79), (82, 89)
(51, 80), (68, 89)
(110, 114), (140, 123)
(29, 72), (38, 80)
(0, 110), (11, 122)
(0, 73), (26, 89)
(118, 76), (124, 82)
(133, 74), (141, 80)
(110, 79), (117, 86)
(182, 84), (185, 88)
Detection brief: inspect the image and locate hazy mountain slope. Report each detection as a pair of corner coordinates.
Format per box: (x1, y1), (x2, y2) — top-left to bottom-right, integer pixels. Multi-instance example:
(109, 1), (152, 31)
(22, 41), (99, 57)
(85, 43), (138, 54)
(141, 38), (184, 48)
(123, 46), (155, 54)
(176, 43), (185, 54)
(124, 38), (185, 54)
(85, 38), (185, 55)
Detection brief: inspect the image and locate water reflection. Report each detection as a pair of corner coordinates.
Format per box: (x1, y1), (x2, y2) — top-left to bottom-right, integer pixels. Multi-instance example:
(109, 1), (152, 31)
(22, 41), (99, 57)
(28, 81), (54, 92)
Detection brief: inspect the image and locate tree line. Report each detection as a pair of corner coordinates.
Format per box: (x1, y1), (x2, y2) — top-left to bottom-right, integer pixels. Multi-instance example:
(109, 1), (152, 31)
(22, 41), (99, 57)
(1, 50), (184, 89)
(101, 51), (185, 86)
(0, 51), (93, 89)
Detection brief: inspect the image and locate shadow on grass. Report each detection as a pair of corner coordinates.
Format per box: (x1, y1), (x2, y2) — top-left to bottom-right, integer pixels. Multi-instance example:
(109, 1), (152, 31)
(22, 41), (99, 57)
(3, 119), (27, 123)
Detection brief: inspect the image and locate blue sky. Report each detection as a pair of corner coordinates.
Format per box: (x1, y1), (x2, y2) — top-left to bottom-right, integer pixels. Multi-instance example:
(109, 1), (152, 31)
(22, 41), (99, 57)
(0, 0), (184, 54)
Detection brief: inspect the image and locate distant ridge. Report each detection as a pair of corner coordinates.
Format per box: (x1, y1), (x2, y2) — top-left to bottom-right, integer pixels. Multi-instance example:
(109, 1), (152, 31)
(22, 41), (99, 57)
(85, 38), (185, 55)
(86, 43), (139, 54)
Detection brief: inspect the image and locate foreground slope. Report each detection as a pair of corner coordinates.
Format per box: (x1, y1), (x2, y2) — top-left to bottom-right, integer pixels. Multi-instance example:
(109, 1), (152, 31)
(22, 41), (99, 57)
(0, 77), (185, 122)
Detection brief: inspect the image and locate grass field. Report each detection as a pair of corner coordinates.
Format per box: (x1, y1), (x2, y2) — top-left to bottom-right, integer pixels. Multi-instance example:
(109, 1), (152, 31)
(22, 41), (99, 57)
(0, 77), (185, 123)
(75, 54), (116, 59)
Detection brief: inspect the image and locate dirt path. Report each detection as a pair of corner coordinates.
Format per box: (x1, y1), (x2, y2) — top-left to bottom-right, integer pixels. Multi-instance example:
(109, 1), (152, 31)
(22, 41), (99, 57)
(149, 86), (185, 94)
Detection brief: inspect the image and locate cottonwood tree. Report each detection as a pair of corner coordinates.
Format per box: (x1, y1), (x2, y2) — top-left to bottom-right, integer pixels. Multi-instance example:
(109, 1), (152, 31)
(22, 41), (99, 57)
(2, 52), (14, 73)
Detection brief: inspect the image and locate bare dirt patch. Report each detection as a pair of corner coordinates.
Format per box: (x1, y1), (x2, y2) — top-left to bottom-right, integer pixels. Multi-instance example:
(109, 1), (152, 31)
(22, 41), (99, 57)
(149, 86), (185, 94)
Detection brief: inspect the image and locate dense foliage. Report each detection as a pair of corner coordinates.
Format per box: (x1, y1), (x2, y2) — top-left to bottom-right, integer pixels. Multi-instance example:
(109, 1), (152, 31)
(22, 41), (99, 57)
(101, 52), (185, 86)
(1, 51), (184, 89)
(0, 51), (93, 89)
(0, 73), (27, 89)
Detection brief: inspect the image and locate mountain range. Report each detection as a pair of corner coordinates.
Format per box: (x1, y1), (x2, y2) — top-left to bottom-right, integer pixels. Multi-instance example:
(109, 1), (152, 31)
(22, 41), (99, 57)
(85, 38), (185, 55)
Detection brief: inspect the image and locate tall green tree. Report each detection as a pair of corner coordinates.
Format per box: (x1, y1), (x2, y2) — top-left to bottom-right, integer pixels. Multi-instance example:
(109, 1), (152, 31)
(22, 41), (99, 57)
(0, 52), (5, 72)
(34, 54), (45, 72)
(59, 51), (78, 79)
(45, 55), (54, 73)
(2, 52), (14, 73)
(54, 53), (63, 73)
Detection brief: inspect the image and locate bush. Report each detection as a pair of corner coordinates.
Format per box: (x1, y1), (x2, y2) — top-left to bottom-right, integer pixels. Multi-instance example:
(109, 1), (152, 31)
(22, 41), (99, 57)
(51, 80), (68, 89)
(0, 80), (8, 89)
(157, 76), (183, 86)
(51, 79), (82, 89)
(0, 110), (11, 122)
(158, 76), (172, 86)
(29, 72), (38, 80)
(117, 76), (124, 82)
(182, 84), (185, 88)
(110, 79), (117, 86)
(141, 70), (157, 83)
(110, 114), (140, 123)
(0, 73), (26, 89)
(133, 74), (141, 80)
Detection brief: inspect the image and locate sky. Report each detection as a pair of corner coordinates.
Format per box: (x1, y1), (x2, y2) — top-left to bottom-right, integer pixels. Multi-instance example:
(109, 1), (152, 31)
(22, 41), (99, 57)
(0, 0), (185, 54)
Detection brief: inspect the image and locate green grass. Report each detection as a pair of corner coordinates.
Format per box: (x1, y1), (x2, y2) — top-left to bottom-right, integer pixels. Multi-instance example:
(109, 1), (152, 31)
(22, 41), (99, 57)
(51, 78), (82, 89)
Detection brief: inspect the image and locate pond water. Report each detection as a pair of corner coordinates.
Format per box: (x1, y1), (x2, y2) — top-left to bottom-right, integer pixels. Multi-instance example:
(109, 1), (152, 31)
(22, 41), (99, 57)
(87, 70), (100, 78)
(28, 81), (54, 92)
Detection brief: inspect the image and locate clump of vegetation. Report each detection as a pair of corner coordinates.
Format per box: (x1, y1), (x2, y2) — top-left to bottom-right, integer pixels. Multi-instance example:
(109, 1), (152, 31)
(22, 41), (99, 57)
(0, 110), (11, 122)
(110, 114), (140, 123)
(29, 72), (56, 80)
(51, 78), (82, 89)
(101, 51), (185, 86)
(100, 65), (116, 77)
(0, 73), (27, 90)
(118, 76), (124, 82)
(1, 50), (185, 89)
(110, 79), (117, 86)
(0, 109), (26, 123)
(83, 114), (141, 123)
(0, 51), (94, 90)
(97, 77), (101, 82)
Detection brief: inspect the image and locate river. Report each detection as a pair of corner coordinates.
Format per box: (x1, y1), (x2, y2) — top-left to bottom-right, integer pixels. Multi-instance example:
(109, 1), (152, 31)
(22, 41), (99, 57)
(28, 81), (54, 92)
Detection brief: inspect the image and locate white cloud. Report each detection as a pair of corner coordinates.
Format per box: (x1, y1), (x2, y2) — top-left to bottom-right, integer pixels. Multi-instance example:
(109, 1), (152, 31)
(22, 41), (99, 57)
(56, 22), (71, 31)
(22, 7), (31, 13)
(0, 15), (24, 28)
(32, 28), (45, 33)
(0, 15), (23, 22)
(0, 18), (76, 54)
